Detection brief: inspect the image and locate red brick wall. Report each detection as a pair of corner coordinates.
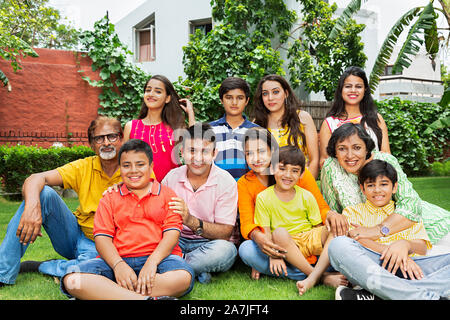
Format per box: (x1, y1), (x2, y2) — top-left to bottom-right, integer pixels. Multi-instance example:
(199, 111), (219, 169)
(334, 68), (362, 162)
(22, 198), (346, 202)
(0, 48), (102, 148)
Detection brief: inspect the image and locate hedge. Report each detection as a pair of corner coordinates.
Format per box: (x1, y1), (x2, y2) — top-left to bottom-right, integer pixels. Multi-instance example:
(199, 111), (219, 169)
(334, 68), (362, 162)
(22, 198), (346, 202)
(0, 144), (95, 195)
(377, 97), (450, 176)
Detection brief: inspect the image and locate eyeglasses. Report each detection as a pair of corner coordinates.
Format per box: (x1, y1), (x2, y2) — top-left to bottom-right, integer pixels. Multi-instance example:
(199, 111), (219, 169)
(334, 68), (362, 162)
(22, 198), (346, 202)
(93, 133), (121, 144)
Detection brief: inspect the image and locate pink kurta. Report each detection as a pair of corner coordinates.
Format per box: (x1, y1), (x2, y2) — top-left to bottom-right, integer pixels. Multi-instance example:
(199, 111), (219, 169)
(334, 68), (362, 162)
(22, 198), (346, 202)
(129, 119), (178, 182)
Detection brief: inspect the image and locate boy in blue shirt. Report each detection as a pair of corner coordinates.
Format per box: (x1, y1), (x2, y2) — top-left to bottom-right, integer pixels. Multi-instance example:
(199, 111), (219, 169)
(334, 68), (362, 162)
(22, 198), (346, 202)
(210, 77), (259, 181)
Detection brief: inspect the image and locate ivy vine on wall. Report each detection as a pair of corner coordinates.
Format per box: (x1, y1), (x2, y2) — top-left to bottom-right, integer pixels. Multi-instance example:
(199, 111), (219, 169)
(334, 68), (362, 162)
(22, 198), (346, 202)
(78, 16), (149, 125)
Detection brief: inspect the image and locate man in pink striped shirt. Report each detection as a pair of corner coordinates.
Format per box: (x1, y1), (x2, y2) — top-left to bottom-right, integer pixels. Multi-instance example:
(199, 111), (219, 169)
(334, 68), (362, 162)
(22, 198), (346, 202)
(162, 123), (238, 284)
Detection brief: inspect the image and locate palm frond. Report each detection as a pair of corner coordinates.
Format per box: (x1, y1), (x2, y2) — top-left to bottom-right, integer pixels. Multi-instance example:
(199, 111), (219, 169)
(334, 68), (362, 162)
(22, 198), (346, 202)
(392, 2), (437, 73)
(438, 86), (450, 108)
(368, 7), (422, 93)
(424, 116), (450, 135)
(328, 0), (362, 41)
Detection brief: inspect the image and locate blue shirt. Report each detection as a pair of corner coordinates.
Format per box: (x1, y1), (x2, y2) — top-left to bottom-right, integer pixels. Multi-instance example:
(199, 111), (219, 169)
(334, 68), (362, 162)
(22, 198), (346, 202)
(210, 115), (259, 181)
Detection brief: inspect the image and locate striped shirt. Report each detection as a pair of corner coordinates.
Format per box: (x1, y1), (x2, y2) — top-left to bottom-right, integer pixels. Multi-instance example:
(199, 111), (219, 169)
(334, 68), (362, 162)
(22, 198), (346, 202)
(210, 115), (259, 181)
(342, 200), (432, 254)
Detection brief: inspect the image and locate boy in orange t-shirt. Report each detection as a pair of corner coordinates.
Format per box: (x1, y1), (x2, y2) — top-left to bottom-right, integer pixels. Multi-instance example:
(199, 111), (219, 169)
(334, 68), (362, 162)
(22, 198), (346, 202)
(61, 139), (194, 300)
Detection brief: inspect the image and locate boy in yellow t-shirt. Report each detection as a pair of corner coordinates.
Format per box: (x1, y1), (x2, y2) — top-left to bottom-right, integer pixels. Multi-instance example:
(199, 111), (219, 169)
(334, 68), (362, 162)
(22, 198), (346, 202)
(330, 160), (450, 301)
(254, 146), (348, 296)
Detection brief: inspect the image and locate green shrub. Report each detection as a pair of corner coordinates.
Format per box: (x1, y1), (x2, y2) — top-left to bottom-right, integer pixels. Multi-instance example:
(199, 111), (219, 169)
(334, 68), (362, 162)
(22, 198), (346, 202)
(0, 145), (95, 195)
(430, 160), (450, 176)
(377, 97), (450, 176)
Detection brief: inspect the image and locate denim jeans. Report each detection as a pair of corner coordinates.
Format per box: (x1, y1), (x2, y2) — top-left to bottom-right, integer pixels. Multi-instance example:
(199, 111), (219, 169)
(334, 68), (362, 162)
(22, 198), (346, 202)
(328, 236), (450, 300)
(61, 254), (195, 298)
(0, 186), (98, 284)
(178, 237), (237, 276)
(238, 240), (308, 281)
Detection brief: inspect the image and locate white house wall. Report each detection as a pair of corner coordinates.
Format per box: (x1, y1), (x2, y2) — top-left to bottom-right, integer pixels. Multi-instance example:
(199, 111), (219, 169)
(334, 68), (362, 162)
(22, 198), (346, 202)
(115, 0), (212, 81)
(114, 0), (444, 102)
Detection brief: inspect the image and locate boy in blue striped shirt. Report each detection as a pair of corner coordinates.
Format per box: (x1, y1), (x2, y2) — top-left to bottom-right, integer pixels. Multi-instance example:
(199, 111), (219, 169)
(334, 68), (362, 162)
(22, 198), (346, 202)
(210, 77), (259, 181)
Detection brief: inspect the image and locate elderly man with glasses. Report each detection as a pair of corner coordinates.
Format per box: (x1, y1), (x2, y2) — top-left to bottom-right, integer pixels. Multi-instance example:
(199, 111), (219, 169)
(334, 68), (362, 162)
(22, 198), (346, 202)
(0, 116), (124, 287)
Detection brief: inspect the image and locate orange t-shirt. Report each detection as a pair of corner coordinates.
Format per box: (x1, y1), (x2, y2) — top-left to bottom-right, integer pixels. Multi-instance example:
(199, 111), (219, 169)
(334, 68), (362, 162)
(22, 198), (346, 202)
(94, 181), (183, 258)
(237, 168), (330, 264)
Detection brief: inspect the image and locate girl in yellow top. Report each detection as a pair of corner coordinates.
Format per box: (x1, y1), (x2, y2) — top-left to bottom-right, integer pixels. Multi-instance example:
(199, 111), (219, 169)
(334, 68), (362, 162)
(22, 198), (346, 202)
(251, 74), (319, 178)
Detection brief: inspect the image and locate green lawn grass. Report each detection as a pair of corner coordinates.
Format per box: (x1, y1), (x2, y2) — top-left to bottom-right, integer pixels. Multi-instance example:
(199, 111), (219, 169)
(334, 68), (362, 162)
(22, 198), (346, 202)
(0, 176), (448, 300)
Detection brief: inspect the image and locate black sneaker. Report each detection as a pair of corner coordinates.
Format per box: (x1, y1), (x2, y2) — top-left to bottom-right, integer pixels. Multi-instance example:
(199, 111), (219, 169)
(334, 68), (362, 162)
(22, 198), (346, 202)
(19, 260), (44, 273)
(335, 286), (380, 300)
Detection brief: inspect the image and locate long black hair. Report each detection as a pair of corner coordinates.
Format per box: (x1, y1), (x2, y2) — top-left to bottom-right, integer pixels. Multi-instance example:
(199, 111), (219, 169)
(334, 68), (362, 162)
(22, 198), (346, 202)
(251, 74), (306, 150)
(327, 66), (382, 150)
(137, 75), (186, 130)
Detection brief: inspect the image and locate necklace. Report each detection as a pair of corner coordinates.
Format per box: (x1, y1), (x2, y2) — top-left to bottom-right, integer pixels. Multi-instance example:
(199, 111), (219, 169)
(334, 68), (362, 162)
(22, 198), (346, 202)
(270, 127), (287, 141)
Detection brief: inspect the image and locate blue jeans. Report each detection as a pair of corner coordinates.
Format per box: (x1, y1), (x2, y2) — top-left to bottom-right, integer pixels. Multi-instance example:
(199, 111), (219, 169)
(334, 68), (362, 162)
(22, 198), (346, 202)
(61, 254), (195, 298)
(238, 240), (308, 281)
(178, 237), (237, 276)
(328, 236), (450, 300)
(0, 186), (98, 284)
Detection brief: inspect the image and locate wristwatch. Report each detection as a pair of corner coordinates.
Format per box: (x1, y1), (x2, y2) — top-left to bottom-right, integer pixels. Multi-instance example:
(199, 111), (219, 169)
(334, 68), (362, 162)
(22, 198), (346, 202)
(379, 224), (390, 237)
(195, 218), (204, 236)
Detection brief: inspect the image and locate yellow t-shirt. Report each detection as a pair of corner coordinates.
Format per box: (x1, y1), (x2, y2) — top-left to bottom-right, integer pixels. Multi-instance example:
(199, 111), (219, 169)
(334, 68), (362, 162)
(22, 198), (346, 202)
(56, 156), (122, 240)
(342, 200), (432, 255)
(254, 185), (322, 235)
(268, 124), (309, 162)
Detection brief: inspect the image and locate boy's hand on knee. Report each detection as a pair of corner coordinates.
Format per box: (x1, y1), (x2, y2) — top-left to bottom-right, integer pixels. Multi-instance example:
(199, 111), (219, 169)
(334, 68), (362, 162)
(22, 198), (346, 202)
(402, 257), (424, 280)
(252, 231), (287, 259)
(380, 240), (410, 276)
(114, 261), (138, 292)
(137, 260), (157, 296)
(269, 257), (288, 277)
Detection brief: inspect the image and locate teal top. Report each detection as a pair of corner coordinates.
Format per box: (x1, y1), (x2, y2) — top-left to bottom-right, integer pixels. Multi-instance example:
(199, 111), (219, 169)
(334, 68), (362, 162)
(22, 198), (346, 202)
(320, 151), (450, 244)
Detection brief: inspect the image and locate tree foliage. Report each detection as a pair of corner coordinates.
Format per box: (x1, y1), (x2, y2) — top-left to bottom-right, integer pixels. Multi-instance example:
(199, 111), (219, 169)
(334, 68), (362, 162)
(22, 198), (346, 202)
(0, 0), (80, 88)
(287, 0), (366, 100)
(181, 0), (367, 119)
(181, 0), (294, 121)
(377, 97), (449, 176)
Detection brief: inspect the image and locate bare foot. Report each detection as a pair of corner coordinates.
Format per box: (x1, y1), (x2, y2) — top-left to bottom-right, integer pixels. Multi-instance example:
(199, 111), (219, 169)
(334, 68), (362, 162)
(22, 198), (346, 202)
(296, 278), (315, 296)
(322, 272), (348, 288)
(251, 268), (260, 280)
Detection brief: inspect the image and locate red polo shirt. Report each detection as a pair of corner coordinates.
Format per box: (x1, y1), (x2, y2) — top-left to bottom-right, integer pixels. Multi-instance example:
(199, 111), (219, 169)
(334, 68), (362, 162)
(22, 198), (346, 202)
(93, 181), (183, 258)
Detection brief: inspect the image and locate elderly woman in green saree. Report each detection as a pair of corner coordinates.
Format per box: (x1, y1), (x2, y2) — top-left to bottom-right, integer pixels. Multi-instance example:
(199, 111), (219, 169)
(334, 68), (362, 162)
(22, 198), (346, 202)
(320, 122), (450, 255)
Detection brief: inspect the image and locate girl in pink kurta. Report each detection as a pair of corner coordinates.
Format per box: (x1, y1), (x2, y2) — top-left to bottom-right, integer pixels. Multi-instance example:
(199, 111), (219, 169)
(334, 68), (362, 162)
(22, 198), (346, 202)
(123, 75), (196, 182)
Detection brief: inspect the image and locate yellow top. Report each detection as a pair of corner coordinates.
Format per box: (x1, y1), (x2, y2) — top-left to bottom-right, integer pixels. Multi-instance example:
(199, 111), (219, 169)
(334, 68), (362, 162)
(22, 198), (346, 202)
(343, 200), (432, 255)
(57, 156), (122, 240)
(268, 123), (309, 161)
(254, 185), (322, 235)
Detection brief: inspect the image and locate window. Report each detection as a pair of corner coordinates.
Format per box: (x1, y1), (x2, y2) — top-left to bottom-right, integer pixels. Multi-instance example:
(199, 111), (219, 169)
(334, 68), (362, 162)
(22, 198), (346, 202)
(189, 18), (212, 36)
(134, 16), (156, 62)
(383, 65), (402, 76)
